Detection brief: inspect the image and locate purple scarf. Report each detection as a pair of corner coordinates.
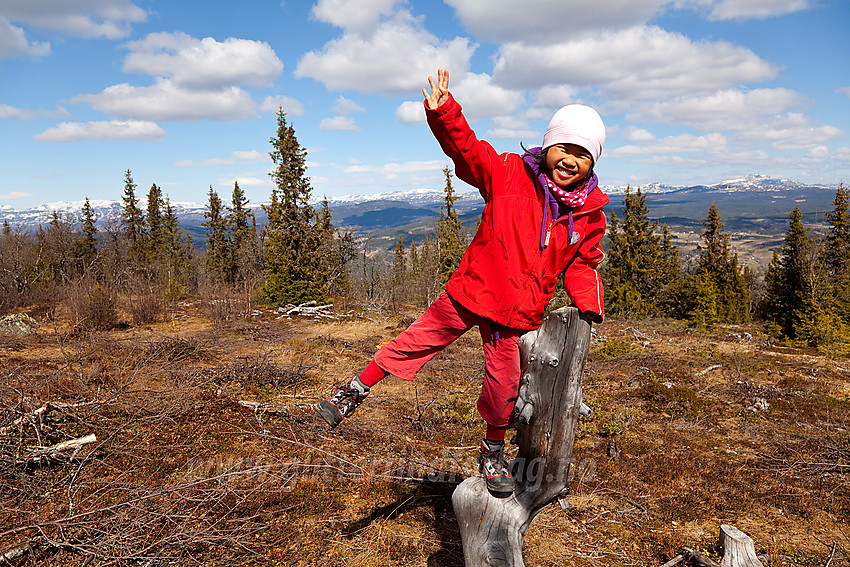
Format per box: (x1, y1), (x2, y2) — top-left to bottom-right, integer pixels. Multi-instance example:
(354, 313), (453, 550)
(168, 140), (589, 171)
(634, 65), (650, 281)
(522, 147), (597, 249)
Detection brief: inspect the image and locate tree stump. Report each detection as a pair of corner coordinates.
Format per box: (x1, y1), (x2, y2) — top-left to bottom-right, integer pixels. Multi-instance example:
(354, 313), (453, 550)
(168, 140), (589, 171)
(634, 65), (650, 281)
(718, 525), (762, 567)
(452, 307), (592, 567)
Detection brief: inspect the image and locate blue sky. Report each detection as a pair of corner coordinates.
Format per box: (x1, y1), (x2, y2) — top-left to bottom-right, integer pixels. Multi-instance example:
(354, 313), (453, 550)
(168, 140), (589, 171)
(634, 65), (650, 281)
(1, 0), (849, 210)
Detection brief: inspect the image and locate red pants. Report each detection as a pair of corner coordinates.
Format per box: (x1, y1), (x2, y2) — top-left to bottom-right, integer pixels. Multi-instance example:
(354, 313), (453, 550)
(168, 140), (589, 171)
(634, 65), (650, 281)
(373, 293), (524, 427)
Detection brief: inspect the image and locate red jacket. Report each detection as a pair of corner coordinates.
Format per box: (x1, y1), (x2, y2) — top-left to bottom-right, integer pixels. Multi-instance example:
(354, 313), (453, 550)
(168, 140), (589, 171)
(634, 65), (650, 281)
(427, 95), (607, 331)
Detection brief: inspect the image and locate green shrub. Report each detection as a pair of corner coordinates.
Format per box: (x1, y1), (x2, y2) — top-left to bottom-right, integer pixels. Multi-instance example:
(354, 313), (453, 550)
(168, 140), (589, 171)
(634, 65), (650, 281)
(82, 284), (118, 331)
(638, 380), (704, 415)
(433, 393), (479, 425)
(594, 338), (641, 358)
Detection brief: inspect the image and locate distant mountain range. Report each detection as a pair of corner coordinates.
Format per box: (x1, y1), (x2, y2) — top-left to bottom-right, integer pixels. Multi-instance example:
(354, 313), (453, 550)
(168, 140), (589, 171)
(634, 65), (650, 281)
(1, 175), (841, 244)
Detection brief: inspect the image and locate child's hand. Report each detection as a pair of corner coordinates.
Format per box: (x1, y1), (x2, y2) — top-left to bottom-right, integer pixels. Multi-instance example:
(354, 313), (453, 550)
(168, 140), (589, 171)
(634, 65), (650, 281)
(423, 69), (450, 110)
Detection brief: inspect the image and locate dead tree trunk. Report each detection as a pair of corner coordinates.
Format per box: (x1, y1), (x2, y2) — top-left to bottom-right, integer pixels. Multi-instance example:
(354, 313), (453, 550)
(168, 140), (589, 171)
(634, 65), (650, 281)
(452, 307), (592, 567)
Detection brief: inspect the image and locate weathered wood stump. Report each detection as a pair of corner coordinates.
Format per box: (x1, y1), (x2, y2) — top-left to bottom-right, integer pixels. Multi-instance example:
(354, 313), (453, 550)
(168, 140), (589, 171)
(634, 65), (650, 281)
(452, 307), (592, 567)
(718, 525), (762, 567)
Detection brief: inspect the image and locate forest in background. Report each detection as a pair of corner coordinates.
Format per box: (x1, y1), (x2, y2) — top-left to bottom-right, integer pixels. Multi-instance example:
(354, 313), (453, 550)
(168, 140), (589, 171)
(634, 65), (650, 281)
(2, 107), (849, 352)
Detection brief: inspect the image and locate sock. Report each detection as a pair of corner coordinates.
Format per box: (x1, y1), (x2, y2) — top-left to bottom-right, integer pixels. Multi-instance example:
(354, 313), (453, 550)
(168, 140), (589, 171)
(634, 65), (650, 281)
(485, 424), (507, 443)
(358, 360), (387, 387)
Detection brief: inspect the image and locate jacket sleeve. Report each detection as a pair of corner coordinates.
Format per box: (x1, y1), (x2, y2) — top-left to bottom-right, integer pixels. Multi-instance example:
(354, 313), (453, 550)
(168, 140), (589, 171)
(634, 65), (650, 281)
(425, 94), (502, 202)
(564, 208), (606, 321)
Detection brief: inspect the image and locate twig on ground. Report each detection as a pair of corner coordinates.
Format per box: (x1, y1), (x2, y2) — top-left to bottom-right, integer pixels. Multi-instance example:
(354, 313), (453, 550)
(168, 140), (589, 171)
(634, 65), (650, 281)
(825, 542), (837, 567)
(696, 364), (723, 377)
(658, 554), (685, 567)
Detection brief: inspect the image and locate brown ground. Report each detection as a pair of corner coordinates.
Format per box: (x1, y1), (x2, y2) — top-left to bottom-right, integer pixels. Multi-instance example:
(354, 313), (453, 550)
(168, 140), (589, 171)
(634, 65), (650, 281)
(1, 300), (848, 566)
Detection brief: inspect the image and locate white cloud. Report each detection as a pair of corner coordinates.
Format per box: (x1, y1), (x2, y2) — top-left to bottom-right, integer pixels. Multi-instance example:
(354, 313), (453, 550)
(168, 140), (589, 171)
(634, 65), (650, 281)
(0, 0), (146, 39)
(218, 175), (271, 188)
(320, 116), (360, 131)
(394, 73), (524, 125)
(832, 147), (850, 167)
(806, 146), (829, 160)
(702, 0), (814, 21)
(395, 100), (425, 124)
(0, 18), (50, 59)
(493, 26), (778, 101)
(837, 87), (850, 98)
(448, 72), (525, 123)
(332, 96), (365, 115)
(632, 88), (806, 131)
(260, 95), (304, 116)
(295, 10), (475, 96)
(607, 132), (728, 158)
(0, 190), (33, 200)
(123, 32), (283, 88)
(485, 115), (538, 141)
(72, 79), (255, 121)
(344, 160), (446, 176)
(175, 150), (265, 167)
(622, 127), (656, 142)
(311, 0), (400, 34)
(530, 85), (582, 116)
(34, 120), (165, 142)
(445, 0), (669, 42)
(0, 103), (68, 119)
(734, 113), (843, 150)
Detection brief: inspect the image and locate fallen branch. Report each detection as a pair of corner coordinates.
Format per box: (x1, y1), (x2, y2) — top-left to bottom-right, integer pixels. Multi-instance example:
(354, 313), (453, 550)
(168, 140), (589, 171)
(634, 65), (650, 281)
(0, 539), (41, 565)
(696, 364), (723, 377)
(19, 434), (97, 466)
(1, 400), (98, 436)
(824, 542), (837, 567)
(683, 547), (721, 567)
(658, 553), (685, 567)
(237, 400), (297, 413)
(274, 301), (335, 318)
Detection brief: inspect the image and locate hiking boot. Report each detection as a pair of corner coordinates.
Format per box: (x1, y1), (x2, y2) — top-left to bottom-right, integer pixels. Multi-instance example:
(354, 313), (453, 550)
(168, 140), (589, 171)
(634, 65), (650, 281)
(478, 439), (516, 497)
(315, 378), (370, 428)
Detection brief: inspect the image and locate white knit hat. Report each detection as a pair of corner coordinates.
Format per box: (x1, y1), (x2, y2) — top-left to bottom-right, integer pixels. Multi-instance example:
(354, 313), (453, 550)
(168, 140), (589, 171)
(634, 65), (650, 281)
(542, 104), (606, 165)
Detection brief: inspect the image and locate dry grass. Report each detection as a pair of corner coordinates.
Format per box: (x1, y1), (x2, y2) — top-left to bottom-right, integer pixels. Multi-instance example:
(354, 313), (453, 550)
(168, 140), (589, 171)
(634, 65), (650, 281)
(1, 302), (848, 566)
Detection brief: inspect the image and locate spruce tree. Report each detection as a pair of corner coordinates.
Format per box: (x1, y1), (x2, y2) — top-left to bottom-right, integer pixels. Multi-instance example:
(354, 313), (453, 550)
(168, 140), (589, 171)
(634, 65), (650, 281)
(436, 166), (465, 285)
(315, 196), (354, 297)
(821, 183), (850, 323)
(226, 181), (263, 305)
(602, 187), (672, 318)
(691, 271), (719, 331)
(693, 203), (748, 324)
(162, 198), (190, 297)
(204, 186), (230, 285)
(120, 169), (145, 266)
(659, 224), (684, 316)
(74, 197), (98, 274)
(144, 183), (165, 269)
(262, 108), (328, 305)
(761, 206), (819, 341)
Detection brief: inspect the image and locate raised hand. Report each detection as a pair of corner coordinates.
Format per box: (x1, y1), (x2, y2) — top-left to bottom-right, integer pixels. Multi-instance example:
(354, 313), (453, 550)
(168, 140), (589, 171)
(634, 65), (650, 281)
(423, 69), (450, 110)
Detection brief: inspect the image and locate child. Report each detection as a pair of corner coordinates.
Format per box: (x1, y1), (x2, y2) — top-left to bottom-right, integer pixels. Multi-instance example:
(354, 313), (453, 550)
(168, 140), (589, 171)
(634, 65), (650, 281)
(316, 69), (608, 497)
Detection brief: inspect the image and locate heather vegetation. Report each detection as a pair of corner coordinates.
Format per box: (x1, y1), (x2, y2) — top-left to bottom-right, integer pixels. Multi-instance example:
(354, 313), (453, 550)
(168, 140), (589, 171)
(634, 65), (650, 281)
(1, 112), (849, 565)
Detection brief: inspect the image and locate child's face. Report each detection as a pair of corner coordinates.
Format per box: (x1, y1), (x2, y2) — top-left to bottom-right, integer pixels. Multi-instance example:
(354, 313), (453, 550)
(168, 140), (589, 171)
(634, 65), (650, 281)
(545, 143), (593, 187)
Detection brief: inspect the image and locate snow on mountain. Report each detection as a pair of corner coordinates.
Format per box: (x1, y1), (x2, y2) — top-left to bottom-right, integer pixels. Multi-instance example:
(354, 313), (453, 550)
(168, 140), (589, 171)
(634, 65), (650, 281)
(0, 199), (208, 229)
(0, 176), (839, 230)
(603, 174), (834, 195)
(323, 187), (451, 205)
